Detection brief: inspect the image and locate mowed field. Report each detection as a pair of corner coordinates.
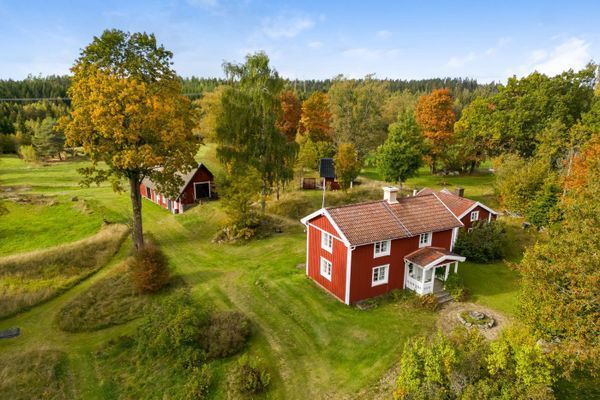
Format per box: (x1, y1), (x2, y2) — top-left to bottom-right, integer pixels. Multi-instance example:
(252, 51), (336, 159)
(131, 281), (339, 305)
(0, 147), (522, 399)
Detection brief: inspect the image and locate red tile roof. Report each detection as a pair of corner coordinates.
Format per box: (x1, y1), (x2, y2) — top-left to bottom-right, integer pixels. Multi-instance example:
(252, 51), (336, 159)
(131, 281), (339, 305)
(416, 188), (477, 217)
(325, 194), (462, 246)
(405, 246), (464, 267)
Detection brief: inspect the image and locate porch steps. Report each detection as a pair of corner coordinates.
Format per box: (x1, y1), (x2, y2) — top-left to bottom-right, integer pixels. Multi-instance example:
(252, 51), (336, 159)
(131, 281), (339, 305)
(434, 290), (454, 305)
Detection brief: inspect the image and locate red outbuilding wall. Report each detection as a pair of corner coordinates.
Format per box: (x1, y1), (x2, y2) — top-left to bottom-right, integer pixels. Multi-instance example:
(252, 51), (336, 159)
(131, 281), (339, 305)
(179, 166), (214, 205)
(460, 205), (496, 230)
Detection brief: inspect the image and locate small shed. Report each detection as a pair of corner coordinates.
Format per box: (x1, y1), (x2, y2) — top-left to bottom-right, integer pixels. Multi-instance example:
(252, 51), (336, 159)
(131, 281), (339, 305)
(319, 158), (340, 190)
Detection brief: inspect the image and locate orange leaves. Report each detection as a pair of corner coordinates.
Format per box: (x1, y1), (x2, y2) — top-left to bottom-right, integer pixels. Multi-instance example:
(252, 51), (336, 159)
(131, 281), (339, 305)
(564, 133), (600, 192)
(276, 90), (301, 141)
(415, 89), (456, 167)
(299, 92), (332, 142)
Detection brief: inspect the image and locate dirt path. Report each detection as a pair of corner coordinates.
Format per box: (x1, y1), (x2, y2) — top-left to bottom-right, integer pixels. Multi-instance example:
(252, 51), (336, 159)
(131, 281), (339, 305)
(437, 302), (511, 340)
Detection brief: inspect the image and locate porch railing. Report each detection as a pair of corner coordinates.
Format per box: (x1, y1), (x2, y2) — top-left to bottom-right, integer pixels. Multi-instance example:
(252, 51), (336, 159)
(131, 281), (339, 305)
(405, 276), (433, 295)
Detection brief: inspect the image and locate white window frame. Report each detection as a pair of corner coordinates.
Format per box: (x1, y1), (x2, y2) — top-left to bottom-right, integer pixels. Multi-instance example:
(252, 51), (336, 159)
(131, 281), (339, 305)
(470, 210), (479, 222)
(372, 264), (389, 286)
(321, 231), (333, 253)
(419, 232), (432, 248)
(320, 257), (332, 281)
(373, 240), (391, 258)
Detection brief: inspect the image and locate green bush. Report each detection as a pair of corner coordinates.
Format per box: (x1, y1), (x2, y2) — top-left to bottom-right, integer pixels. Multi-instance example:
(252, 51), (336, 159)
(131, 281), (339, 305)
(454, 221), (507, 263)
(129, 243), (171, 293)
(18, 144), (37, 162)
(229, 355), (271, 396)
(0, 134), (18, 153)
(136, 291), (208, 368)
(184, 365), (212, 400)
(199, 311), (251, 359)
(444, 274), (469, 301)
(267, 195), (314, 220)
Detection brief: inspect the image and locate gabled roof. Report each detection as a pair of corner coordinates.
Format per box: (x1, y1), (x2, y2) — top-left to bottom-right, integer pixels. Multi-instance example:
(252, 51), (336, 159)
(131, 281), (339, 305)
(405, 246), (466, 269)
(319, 158), (335, 179)
(142, 163), (213, 200)
(302, 194), (463, 247)
(416, 187), (497, 219)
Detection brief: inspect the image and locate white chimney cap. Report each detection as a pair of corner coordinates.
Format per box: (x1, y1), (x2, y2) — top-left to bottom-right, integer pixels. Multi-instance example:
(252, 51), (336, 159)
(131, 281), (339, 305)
(383, 186), (399, 204)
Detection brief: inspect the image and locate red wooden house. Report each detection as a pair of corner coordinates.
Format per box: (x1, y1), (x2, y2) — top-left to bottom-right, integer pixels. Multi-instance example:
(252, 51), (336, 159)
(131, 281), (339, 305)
(300, 187), (466, 305)
(415, 188), (498, 230)
(140, 163), (214, 214)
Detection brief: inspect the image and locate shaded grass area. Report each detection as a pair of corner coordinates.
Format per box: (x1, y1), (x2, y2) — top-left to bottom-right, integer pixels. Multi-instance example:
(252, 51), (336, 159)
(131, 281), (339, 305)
(56, 261), (152, 333)
(458, 218), (534, 316)
(0, 199), (106, 256)
(0, 349), (74, 400)
(0, 224), (128, 319)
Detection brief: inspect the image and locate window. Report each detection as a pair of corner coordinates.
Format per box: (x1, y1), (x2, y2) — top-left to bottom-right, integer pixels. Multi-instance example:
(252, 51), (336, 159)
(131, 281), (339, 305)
(373, 240), (391, 257)
(419, 232), (432, 248)
(321, 231), (333, 252)
(320, 257), (332, 280)
(470, 211), (479, 222)
(372, 265), (389, 286)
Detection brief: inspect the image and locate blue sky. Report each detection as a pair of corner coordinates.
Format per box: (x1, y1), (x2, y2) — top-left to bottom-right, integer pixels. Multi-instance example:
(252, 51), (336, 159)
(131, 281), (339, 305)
(1, 0), (598, 82)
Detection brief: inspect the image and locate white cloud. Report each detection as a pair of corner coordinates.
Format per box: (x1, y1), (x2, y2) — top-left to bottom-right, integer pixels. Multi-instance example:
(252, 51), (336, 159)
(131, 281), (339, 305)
(530, 37), (591, 75)
(308, 41), (323, 49)
(376, 30), (391, 40)
(448, 52), (477, 67)
(261, 14), (315, 39)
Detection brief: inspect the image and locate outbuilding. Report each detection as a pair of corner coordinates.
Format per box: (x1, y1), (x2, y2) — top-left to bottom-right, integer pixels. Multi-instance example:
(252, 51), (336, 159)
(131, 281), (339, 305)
(140, 163), (214, 214)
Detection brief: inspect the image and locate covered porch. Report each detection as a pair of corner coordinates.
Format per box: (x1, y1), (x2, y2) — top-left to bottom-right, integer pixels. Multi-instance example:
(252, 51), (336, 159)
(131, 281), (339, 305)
(403, 247), (466, 295)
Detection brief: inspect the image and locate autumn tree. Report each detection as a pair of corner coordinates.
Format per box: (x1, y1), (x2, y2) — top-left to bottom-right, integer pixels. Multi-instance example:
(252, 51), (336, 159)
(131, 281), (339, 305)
(277, 89), (301, 142)
(415, 88), (456, 173)
(376, 110), (424, 189)
(215, 52), (296, 211)
(519, 137), (600, 377)
(381, 90), (418, 125)
(194, 85), (225, 142)
(329, 76), (388, 158)
(59, 30), (198, 250)
(334, 143), (361, 191)
(298, 91), (332, 143)
(296, 137), (319, 172)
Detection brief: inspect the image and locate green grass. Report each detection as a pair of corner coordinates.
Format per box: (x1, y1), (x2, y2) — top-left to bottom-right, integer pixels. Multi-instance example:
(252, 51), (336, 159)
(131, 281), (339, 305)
(0, 223), (128, 318)
(0, 150), (524, 399)
(55, 261), (152, 333)
(0, 349), (74, 400)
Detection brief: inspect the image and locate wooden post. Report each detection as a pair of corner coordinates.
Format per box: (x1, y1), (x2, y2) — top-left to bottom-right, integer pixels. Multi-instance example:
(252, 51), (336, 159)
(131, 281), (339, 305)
(444, 263), (450, 280)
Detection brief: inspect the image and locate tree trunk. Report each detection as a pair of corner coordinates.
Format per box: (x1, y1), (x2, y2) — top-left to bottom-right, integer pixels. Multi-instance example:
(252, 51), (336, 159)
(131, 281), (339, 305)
(260, 180), (267, 213)
(129, 176), (144, 250)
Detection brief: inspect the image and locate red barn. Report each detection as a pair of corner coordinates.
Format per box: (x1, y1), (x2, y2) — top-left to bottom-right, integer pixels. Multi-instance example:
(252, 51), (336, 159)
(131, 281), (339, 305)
(415, 188), (498, 230)
(300, 187), (466, 305)
(140, 163), (214, 214)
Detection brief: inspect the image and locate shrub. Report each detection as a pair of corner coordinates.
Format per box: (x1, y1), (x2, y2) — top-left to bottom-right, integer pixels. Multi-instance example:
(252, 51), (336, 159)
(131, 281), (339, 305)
(0, 134), (17, 154)
(184, 365), (212, 400)
(199, 311), (251, 359)
(390, 289), (417, 302)
(136, 291), (208, 368)
(18, 144), (37, 162)
(229, 355), (271, 396)
(444, 274), (469, 302)
(413, 293), (438, 311)
(129, 243), (171, 293)
(454, 221), (507, 263)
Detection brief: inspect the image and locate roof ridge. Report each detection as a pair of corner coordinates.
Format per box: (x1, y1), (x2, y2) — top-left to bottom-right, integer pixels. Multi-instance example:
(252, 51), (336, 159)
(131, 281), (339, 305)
(381, 201), (412, 237)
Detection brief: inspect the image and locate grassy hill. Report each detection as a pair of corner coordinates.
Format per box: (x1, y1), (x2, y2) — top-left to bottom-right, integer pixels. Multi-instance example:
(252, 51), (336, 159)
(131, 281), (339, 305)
(0, 151), (522, 399)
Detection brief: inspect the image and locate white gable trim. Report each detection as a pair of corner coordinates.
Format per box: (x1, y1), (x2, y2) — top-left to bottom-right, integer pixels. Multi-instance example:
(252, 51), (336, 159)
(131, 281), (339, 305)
(457, 202), (498, 220)
(406, 254), (466, 270)
(344, 246), (354, 305)
(300, 208), (351, 247)
(432, 193), (464, 227)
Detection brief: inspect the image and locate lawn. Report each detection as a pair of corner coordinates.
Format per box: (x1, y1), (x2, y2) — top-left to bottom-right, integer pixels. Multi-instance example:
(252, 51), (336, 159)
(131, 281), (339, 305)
(0, 152), (522, 399)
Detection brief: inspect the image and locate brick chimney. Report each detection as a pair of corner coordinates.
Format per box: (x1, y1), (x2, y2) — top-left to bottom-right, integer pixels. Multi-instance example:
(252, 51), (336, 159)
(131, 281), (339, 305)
(383, 186), (399, 204)
(455, 187), (465, 197)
